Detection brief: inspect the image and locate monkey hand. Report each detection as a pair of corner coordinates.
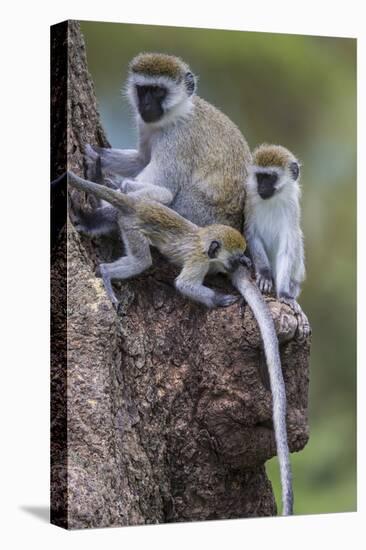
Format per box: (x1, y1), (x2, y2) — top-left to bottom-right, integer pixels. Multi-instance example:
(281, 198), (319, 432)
(256, 269), (273, 294)
(84, 143), (116, 175)
(104, 176), (124, 190)
(213, 293), (239, 308)
(120, 178), (137, 193)
(85, 143), (114, 163)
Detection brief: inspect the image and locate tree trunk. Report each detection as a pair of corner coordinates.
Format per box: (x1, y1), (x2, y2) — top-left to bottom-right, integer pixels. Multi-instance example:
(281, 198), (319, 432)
(51, 20), (310, 529)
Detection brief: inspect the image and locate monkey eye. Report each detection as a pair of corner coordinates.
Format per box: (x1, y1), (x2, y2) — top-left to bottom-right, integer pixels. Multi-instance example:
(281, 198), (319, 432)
(289, 161), (299, 180)
(153, 86), (167, 99)
(135, 85), (166, 100)
(208, 240), (220, 259)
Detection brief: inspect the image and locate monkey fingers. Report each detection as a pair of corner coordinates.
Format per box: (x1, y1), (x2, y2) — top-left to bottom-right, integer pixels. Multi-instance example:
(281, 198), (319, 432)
(256, 273), (273, 294)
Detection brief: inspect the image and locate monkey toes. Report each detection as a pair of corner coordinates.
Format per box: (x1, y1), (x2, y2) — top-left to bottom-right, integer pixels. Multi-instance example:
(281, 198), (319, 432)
(296, 310), (311, 342)
(279, 297), (311, 342)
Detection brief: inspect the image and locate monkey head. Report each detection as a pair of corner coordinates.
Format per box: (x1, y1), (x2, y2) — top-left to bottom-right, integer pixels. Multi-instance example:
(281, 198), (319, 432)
(127, 53), (197, 125)
(199, 225), (250, 272)
(249, 144), (300, 200)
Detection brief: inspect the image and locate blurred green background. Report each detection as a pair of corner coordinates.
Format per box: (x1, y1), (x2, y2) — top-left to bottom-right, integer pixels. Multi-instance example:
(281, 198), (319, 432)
(80, 21), (357, 516)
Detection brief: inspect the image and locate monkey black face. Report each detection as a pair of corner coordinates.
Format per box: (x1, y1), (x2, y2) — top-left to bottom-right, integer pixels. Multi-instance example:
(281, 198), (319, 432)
(136, 85), (167, 123)
(256, 171), (278, 200)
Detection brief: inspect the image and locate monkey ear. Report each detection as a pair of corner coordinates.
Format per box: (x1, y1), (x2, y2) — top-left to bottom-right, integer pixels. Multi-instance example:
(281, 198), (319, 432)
(289, 161), (300, 180)
(184, 72), (196, 96)
(208, 240), (220, 259)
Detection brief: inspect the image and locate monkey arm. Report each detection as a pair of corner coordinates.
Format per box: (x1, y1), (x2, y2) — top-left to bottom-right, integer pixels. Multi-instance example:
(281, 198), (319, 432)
(275, 250), (293, 299)
(85, 144), (147, 178)
(275, 242), (310, 341)
(175, 264), (238, 308)
(246, 231), (273, 293)
(275, 235), (302, 300)
(291, 233), (306, 295)
(98, 225), (153, 308)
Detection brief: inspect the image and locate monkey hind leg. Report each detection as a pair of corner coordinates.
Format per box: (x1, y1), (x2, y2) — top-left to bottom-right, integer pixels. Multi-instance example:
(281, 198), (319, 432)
(99, 228), (152, 308)
(99, 251), (152, 308)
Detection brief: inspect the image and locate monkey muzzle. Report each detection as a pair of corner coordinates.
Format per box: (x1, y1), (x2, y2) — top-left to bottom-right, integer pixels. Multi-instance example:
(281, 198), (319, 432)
(228, 254), (252, 272)
(136, 86), (165, 123)
(256, 172), (278, 200)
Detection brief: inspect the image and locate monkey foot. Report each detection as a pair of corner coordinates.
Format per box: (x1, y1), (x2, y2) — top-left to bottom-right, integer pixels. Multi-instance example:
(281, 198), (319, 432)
(279, 297), (311, 341)
(295, 310), (311, 342)
(98, 264), (120, 311)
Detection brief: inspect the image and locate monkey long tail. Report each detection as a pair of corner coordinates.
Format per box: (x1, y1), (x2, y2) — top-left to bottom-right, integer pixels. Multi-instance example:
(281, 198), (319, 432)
(232, 266), (293, 516)
(67, 171), (135, 214)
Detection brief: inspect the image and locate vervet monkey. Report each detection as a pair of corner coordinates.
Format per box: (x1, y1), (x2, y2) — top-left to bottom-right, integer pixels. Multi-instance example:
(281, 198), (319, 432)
(85, 52), (250, 230)
(68, 170), (250, 309)
(81, 53), (296, 515)
(245, 143), (310, 339)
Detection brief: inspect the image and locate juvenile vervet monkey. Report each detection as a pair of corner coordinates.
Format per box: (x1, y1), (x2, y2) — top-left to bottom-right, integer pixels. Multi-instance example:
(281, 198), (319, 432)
(68, 170), (250, 308)
(245, 143), (310, 339)
(81, 52), (295, 515)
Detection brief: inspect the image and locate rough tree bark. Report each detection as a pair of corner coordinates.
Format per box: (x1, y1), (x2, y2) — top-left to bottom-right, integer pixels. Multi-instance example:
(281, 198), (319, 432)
(51, 20), (310, 529)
